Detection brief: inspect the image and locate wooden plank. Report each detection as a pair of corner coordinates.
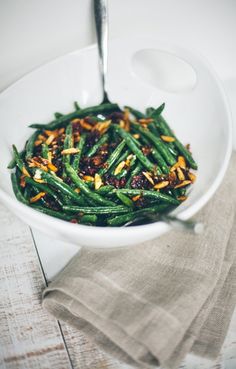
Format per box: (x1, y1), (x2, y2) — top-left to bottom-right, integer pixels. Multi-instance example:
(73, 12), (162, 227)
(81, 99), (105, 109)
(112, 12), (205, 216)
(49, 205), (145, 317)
(0, 202), (72, 369)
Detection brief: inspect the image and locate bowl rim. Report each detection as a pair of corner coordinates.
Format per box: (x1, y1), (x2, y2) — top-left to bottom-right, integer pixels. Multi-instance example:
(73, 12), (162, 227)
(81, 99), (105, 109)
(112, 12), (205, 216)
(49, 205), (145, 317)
(0, 39), (232, 239)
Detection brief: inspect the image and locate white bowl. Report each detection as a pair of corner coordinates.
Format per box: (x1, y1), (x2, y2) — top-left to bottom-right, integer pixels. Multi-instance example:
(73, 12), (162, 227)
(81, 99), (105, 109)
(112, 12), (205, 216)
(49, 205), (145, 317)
(0, 38), (232, 248)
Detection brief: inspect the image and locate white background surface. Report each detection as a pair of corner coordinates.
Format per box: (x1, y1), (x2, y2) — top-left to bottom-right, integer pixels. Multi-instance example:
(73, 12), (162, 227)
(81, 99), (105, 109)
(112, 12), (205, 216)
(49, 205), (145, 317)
(1, 0), (236, 146)
(1, 2), (236, 368)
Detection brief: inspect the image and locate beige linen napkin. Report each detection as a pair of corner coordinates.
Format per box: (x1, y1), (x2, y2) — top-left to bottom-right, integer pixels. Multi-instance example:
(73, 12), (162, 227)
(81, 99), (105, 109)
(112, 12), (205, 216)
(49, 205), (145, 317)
(43, 153), (236, 369)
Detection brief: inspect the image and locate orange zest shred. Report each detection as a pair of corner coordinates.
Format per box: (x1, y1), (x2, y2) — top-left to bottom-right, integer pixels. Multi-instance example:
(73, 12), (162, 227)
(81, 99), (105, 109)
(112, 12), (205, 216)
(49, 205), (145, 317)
(132, 194), (141, 202)
(47, 163), (58, 172)
(34, 140), (43, 147)
(28, 159), (48, 172)
(20, 175), (26, 188)
(83, 175), (94, 182)
(139, 118), (153, 124)
(38, 134), (46, 141)
(30, 192), (46, 203)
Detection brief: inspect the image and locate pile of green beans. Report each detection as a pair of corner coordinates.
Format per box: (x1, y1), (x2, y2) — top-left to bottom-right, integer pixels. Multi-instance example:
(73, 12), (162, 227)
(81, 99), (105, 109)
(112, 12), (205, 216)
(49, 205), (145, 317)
(8, 101), (197, 227)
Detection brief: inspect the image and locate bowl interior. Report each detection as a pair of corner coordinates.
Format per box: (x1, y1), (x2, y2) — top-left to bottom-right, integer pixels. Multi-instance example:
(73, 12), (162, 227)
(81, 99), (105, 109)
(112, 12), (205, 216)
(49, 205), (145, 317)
(0, 38), (232, 247)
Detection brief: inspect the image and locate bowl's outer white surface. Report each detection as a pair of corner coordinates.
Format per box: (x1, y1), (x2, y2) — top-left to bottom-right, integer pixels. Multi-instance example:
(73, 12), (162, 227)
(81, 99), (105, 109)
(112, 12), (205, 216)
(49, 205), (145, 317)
(0, 38), (232, 248)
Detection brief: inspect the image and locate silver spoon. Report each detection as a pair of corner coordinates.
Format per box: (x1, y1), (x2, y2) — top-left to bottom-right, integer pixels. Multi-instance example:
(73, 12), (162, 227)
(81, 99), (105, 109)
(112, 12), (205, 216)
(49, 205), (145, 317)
(93, 0), (203, 235)
(94, 0), (110, 103)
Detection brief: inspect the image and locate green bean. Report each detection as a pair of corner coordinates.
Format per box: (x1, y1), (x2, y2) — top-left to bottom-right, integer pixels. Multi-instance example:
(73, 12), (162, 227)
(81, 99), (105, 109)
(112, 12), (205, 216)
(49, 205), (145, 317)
(155, 116), (198, 170)
(35, 169), (87, 205)
(86, 133), (109, 157)
(7, 157), (17, 169)
(173, 139), (197, 169)
(125, 161), (143, 188)
(80, 214), (97, 225)
(114, 126), (155, 172)
(137, 133), (149, 147)
(65, 163), (116, 207)
(149, 103), (165, 119)
(99, 139), (126, 176)
(8, 150), (25, 169)
(74, 101), (80, 110)
(41, 143), (49, 160)
(62, 123), (73, 172)
(31, 185), (48, 207)
(148, 122), (160, 137)
(107, 204), (169, 226)
(116, 169), (128, 179)
(63, 205), (131, 214)
(64, 123), (73, 149)
(72, 133), (86, 171)
(172, 187), (187, 198)
(135, 128), (167, 174)
(11, 173), (29, 205)
(25, 130), (41, 160)
(10, 101), (197, 227)
(114, 189), (180, 205)
(132, 123), (176, 166)
(130, 134), (142, 148)
(146, 107), (155, 116)
(12, 145), (29, 174)
(96, 185), (114, 195)
(31, 204), (76, 221)
(24, 185), (32, 200)
(30, 103), (120, 130)
(25, 177), (63, 207)
(110, 149), (130, 176)
(54, 112), (64, 119)
(124, 106), (145, 119)
(151, 147), (169, 174)
(115, 149), (130, 165)
(116, 192), (134, 208)
(151, 115), (178, 156)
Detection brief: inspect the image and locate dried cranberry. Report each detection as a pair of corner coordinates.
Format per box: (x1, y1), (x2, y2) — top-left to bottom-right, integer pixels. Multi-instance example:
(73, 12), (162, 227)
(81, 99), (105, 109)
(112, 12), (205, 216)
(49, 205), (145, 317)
(131, 174), (152, 190)
(107, 111), (124, 123)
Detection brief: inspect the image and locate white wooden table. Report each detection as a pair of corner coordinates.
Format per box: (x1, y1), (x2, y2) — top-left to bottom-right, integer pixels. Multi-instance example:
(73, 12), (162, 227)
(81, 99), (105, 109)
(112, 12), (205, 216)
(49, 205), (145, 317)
(0, 201), (235, 369)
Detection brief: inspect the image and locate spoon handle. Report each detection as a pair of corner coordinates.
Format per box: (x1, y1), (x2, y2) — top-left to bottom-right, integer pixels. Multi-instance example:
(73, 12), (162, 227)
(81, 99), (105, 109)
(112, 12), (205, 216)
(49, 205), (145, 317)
(161, 215), (204, 234)
(94, 0), (109, 103)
